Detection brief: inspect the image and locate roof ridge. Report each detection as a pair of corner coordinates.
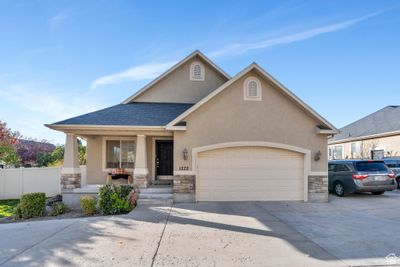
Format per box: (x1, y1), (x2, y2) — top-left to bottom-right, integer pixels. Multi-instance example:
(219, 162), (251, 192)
(126, 102), (194, 105)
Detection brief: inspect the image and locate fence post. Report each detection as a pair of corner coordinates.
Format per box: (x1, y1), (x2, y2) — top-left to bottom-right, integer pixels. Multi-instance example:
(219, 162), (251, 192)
(21, 167), (24, 196)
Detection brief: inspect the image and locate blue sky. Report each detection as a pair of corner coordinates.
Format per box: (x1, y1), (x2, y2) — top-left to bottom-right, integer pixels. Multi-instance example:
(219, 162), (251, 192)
(0, 0), (399, 144)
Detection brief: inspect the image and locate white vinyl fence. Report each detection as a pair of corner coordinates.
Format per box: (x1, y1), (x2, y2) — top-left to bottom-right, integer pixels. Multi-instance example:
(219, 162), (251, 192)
(0, 166), (87, 199)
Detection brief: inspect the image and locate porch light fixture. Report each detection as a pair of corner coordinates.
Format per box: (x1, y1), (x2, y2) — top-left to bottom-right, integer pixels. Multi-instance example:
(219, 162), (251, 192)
(314, 150), (322, 161)
(183, 148), (188, 160)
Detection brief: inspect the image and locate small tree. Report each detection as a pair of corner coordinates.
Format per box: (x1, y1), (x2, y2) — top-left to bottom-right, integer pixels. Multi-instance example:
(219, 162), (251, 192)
(0, 120), (21, 166)
(36, 152), (54, 167)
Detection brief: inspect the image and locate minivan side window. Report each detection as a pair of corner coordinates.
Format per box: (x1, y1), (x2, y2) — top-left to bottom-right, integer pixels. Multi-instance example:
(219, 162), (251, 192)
(335, 164), (351, 172)
(328, 164), (335, 172)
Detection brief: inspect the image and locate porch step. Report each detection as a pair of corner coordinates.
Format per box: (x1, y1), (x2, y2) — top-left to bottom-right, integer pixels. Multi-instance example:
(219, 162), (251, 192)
(138, 185), (173, 205)
(140, 187), (172, 194)
(153, 180), (173, 186)
(137, 198), (173, 205)
(139, 193), (173, 199)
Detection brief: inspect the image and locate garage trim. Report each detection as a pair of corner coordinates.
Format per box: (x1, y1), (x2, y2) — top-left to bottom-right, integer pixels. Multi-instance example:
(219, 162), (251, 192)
(192, 141), (311, 202)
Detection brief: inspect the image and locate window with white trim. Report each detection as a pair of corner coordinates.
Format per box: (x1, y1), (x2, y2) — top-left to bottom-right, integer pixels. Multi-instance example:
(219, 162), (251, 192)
(190, 61), (205, 81)
(105, 139), (135, 169)
(244, 77), (262, 101)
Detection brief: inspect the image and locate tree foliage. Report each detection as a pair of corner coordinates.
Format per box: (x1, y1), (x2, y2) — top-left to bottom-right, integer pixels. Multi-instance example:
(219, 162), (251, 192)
(0, 120), (21, 165)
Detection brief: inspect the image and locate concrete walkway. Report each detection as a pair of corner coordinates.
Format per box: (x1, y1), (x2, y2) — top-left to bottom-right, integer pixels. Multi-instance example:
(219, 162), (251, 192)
(0, 202), (343, 267)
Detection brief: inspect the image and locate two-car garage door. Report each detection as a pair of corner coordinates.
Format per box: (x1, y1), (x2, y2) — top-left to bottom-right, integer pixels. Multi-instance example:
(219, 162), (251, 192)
(196, 146), (304, 201)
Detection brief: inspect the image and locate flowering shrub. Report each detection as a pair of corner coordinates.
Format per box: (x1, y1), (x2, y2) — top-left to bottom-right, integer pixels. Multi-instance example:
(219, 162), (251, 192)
(98, 184), (135, 215)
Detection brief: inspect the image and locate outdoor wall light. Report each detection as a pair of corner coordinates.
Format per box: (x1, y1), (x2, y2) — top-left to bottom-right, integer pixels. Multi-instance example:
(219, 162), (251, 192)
(314, 150), (322, 161)
(183, 148), (188, 160)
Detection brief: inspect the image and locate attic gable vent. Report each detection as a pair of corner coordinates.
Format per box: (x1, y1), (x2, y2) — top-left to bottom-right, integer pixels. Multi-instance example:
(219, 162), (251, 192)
(244, 76), (262, 101)
(190, 61), (205, 81)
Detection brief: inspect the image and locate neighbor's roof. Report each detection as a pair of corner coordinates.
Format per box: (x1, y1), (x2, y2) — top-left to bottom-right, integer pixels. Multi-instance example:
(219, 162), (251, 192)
(49, 102), (193, 127)
(330, 105), (400, 142)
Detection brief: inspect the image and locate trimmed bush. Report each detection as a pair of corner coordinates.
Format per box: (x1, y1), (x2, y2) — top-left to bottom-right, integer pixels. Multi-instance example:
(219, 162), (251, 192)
(49, 202), (69, 216)
(80, 196), (97, 216)
(13, 192), (46, 220)
(98, 184), (134, 215)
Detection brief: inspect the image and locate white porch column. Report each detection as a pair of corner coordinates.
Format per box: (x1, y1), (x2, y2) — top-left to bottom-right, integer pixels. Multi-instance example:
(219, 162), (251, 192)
(133, 134), (148, 188)
(61, 133), (81, 190)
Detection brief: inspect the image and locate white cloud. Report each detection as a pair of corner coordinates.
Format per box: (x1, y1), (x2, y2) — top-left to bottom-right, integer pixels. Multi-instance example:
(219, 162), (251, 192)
(209, 13), (379, 58)
(91, 61), (177, 89)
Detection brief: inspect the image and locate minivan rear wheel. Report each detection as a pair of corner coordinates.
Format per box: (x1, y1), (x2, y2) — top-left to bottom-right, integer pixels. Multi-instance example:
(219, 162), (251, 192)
(396, 178), (400, 189)
(334, 182), (345, 197)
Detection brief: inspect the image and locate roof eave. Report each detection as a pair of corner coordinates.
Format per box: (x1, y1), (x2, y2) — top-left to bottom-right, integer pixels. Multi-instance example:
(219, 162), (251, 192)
(45, 124), (167, 132)
(329, 129), (400, 144)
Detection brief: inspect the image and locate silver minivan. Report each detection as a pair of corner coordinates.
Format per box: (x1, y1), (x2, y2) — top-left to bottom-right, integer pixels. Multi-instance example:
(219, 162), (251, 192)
(328, 160), (397, 196)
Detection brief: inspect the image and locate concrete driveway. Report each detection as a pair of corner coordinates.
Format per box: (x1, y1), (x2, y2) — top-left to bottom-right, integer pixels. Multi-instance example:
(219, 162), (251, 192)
(1, 192), (399, 266)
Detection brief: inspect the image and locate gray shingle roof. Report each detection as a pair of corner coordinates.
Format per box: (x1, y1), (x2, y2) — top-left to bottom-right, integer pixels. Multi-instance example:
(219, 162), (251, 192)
(52, 102), (193, 126)
(331, 105), (400, 141)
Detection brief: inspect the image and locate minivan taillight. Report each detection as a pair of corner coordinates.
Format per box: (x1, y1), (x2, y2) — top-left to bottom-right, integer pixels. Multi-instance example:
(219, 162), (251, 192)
(388, 173), (395, 179)
(352, 174), (368, 180)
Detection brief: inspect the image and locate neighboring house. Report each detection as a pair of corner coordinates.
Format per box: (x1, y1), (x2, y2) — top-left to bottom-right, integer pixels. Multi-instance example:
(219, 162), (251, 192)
(328, 105), (400, 160)
(46, 50), (338, 203)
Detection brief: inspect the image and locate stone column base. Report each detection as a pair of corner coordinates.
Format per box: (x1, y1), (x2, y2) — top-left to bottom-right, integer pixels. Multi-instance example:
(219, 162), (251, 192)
(61, 173), (81, 190)
(173, 175), (195, 193)
(173, 175), (196, 203)
(308, 175), (328, 202)
(134, 174), (148, 188)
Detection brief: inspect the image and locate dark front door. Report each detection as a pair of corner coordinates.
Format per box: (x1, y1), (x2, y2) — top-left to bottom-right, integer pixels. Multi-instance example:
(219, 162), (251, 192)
(156, 140), (173, 177)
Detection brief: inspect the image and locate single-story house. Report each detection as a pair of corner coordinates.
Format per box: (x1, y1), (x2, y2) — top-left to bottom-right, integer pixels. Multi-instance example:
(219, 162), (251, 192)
(328, 105), (400, 160)
(46, 50), (338, 203)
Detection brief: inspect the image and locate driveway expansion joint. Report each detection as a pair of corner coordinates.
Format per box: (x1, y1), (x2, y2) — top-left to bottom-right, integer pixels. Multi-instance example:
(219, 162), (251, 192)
(150, 205), (172, 267)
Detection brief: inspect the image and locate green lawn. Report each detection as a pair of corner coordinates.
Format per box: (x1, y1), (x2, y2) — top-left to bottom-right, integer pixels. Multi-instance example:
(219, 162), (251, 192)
(0, 199), (19, 218)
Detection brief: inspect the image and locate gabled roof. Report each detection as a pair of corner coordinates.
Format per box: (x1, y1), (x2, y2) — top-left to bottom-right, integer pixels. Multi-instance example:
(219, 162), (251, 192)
(167, 63), (339, 134)
(330, 105), (400, 143)
(46, 102), (193, 129)
(122, 50), (231, 104)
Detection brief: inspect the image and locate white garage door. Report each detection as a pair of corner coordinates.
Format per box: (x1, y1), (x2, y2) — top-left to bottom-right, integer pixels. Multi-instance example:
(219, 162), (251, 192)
(197, 146), (304, 201)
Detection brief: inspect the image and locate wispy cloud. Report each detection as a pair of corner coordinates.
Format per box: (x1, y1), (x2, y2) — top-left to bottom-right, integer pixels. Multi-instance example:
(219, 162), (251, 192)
(89, 12), (380, 89)
(50, 8), (72, 30)
(209, 12), (380, 58)
(0, 82), (98, 120)
(91, 61), (177, 89)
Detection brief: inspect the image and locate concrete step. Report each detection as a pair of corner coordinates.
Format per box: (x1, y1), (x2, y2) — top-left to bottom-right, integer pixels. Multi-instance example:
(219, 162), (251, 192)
(140, 187), (172, 194)
(139, 193), (173, 199)
(137, 198), (173, 205)
(153, 180), (173, 186)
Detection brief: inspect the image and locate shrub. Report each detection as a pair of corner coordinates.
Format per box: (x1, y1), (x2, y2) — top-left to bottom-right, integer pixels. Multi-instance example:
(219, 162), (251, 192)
(49, 202), (69, 216)
(98, 184), (134, 215)
(80, 196), (97, 216)
(13, 192), (46, 220)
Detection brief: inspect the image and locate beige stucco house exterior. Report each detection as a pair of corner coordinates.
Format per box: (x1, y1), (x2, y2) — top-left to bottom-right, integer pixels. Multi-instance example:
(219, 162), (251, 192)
(328, 105), (400, 160)
(46, 50), (338, 203)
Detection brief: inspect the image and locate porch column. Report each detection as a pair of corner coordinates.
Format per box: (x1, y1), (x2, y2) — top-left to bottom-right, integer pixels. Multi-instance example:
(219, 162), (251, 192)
(61, 133), (81, 190)
(134, 134), (148, 188)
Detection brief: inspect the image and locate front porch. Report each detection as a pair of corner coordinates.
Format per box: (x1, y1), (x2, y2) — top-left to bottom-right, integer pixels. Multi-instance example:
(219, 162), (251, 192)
(60, 131), (186, 206)
(61, 132), (175, 190)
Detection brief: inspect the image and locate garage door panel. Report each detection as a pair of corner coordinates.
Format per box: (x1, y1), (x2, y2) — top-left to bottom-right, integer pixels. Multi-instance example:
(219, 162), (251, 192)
(197, 146), (304, 201)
